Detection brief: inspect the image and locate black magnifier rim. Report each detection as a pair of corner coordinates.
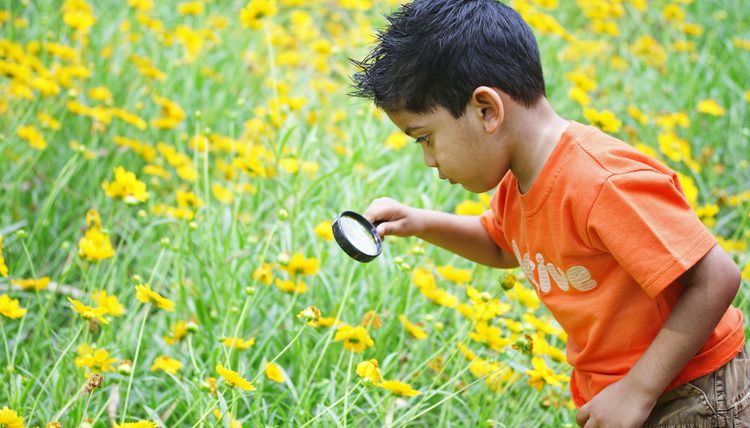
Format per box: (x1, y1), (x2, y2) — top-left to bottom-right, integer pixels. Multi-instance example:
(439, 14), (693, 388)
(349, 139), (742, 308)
(332, 211), (382, 263)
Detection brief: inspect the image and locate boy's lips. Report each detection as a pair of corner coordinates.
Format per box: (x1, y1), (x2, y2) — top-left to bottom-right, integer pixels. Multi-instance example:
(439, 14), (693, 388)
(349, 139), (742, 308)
(439, 173), (456, 185)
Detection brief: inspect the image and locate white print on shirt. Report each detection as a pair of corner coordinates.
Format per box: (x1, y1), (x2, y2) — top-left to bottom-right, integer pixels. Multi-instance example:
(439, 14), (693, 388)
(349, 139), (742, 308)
(512, 240), (598, 294)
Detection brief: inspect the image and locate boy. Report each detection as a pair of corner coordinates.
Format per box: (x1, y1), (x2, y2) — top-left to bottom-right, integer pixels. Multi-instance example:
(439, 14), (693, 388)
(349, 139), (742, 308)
(351, 1), (747, 427)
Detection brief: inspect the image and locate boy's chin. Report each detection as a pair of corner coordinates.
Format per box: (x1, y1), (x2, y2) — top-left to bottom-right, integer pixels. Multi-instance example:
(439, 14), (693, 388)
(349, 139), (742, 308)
(459, 181), (491, 193)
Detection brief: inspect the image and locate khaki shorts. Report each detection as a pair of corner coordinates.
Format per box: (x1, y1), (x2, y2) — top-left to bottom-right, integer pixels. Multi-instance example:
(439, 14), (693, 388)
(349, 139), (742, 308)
(642, 345), (750, 427)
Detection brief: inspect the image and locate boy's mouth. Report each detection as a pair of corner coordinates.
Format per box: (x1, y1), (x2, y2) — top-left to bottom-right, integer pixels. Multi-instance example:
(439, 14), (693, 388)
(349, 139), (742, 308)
(439, 172), (456, 185)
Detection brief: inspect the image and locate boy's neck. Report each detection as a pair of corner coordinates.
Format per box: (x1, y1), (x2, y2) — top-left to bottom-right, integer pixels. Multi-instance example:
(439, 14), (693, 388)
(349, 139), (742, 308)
(505, 97), (569, 194)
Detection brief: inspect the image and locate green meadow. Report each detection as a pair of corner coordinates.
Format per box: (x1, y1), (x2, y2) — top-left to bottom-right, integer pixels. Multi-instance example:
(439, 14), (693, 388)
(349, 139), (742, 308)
(0, 0), (748, 426)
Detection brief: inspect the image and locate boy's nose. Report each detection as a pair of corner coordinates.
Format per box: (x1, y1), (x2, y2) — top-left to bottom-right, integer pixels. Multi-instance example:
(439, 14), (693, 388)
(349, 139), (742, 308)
(422, 149), (438, 168)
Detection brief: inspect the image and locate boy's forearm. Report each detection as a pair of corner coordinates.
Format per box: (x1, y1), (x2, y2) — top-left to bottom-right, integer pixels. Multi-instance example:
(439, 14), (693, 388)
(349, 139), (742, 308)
(621, 244), (741, 399)
(413, 208), (518, 268)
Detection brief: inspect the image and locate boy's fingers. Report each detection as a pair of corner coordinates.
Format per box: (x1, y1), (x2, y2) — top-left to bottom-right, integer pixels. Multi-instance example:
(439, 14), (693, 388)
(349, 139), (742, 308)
(363, 198), (398, 224)
(575, 407), (589, 427)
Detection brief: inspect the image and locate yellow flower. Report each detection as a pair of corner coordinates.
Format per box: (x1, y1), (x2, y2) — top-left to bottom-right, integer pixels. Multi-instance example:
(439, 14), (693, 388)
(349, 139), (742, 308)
(274, 278), (308, 294)
(0, 295), (27, 319)
(356, 359), (381, 384)
(317, 317), (343, 328)
(36, 111), (62, 130)
(297, 305), (322, 326)
(67, 297), (109, 325)
(398, 315), (428, 340)
(334, 325), (374, 353)
(264, 362), (285, 383)
(164, 321), (189, 345)
(741, 261), (750, 281)
(360, 310), (383, 329)
(151, 355), (183, 375)
(151, 95), (185, 129)
(222, 337), (256, 349)
(677, 172), (699, 208)
(176, 190), (204, 208)
(655, 112), (690, 131)
(211, 183), (234, 204)
(134, 284), (175, 312)
(75, 343), (117, 373)
(696, 99), (726, 116)
(630, 35), (666, 70)
(216, 362), (256, 391)
(87, 86), (113, 103)
(313, 221), (334, 241)
(457, 341), (477, 361)
(567, 86), (591, 107)
(102, 167), (149, 204)
(113, 421), (157, 428)
(384, 131), (409, 150)
(280, 252), (320, 276)
(469, 322), (512, 352)
(62, 0), (96, 34)
(525, 356), (570, 390)
(240, 0), (278, 30)
(17, 124), (47, 150)
(583, 108), (621, 133)
(177, 1), (204, 15)
(0, 406), (25, 428)
(78, 227), (115, 262)
(378, 380), (421, 397)
(412, 267), (436, 291)
(626, 105), (649, 125)
(12, 276), (50, 291)
(253, 263), (274, 285)
(0, 235), (7, 277)
(658, 131), (692, 163)
(523, 313), (563, 336)
(436, 264), (472, 284)
(92, 290), (125, 317)
(506, 284), (540, 310)
(454, 199), (485, 216)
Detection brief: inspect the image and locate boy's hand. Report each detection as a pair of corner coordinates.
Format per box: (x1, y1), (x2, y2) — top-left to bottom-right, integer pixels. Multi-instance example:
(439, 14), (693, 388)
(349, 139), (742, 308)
(575, 378), (657, 428)
(363, 197), (422, 239)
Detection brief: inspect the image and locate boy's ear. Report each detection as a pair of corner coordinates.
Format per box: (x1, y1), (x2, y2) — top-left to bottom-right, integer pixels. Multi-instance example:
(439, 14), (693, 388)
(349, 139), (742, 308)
(470, 86), (504, 134)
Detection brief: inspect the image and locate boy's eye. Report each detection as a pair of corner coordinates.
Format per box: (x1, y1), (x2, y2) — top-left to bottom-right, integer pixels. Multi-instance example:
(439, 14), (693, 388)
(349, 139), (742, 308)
(415, 136), (430, 145)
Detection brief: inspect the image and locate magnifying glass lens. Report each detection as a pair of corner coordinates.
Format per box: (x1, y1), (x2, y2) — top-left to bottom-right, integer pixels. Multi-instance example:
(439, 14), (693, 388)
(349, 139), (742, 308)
(332, 211), (382, 263)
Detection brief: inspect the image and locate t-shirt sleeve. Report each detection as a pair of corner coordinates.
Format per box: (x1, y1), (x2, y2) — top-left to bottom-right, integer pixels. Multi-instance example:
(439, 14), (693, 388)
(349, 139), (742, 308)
(586, 170), (717, 298)
(479, 190), (513, 254)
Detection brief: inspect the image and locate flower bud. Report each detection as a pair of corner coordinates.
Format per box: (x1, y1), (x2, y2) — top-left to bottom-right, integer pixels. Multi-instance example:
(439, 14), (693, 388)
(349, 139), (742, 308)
(118, 360), (133, 375)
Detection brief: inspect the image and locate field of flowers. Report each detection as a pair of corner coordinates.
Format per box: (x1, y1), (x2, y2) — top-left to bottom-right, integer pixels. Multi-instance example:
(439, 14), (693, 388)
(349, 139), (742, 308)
(1, 0), (749, 426)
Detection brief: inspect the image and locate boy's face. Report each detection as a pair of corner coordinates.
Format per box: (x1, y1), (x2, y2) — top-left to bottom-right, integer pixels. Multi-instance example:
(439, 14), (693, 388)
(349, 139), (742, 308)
(385, 104), (510, 193)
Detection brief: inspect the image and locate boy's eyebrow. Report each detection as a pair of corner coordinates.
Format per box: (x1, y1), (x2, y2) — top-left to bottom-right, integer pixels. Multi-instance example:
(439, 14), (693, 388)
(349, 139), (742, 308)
(404, 125), (424, 137)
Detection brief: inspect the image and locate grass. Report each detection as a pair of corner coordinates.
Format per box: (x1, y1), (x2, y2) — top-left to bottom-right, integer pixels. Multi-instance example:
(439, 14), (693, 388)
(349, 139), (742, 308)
(0, 0), (749, 427)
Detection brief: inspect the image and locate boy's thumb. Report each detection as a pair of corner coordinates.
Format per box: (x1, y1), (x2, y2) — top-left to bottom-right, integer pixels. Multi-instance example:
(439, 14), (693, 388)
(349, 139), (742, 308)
(375, 223), (386, 238)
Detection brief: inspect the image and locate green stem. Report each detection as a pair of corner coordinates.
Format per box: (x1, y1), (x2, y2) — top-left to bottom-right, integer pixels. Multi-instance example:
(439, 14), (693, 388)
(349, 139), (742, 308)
(120, 305), (150, 424)
(342, 350), (355, 426)
(29, 324), (84, 422)
(1, 321), (12, 402)
(250, 324), (307, 385)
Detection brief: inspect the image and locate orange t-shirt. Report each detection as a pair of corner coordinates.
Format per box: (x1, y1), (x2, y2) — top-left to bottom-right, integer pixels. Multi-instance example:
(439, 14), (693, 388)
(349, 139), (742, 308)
(480, 121), (745, 407)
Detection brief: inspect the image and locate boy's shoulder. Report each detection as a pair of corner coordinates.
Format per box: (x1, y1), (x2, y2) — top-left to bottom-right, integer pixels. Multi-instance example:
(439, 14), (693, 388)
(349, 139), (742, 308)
(564, 120), (675, 181)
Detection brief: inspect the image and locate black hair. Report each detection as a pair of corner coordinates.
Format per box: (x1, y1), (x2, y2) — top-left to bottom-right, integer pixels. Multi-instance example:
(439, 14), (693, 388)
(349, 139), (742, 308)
(351, 0), (546, 118)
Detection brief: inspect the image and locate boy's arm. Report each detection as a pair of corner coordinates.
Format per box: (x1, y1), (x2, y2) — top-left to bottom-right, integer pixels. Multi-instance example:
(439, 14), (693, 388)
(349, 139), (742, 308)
(363, 197), (518, 268)
(576, 244), (742, 428)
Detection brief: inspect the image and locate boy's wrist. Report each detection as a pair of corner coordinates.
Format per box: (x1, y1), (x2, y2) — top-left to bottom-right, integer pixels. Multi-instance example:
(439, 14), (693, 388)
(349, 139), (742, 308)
(621, 369), (663, 403)
(410, 207), (429, 236)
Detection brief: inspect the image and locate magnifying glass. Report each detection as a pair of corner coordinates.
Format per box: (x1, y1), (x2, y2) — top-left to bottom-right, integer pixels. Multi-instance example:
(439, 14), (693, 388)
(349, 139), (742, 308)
(331, 211), (382, 263)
